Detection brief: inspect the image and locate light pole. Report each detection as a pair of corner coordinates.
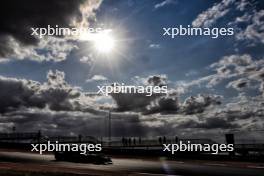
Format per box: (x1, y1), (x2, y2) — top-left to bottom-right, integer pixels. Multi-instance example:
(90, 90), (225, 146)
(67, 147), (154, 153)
(108, 110), (111, 146)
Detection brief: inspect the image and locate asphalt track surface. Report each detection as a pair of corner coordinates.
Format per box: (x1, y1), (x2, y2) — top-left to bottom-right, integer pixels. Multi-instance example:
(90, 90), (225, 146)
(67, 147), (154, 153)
(0, 151), (264, 176)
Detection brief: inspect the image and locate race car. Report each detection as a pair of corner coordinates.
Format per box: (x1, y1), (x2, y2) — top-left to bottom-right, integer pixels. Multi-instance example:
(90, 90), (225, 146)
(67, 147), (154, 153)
(54, 151), (112, 164)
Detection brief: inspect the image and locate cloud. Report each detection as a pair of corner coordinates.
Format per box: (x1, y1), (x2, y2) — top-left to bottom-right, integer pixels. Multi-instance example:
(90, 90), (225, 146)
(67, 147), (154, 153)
(182, 94), (222, 115)
(178, 118), (238, 129)
(0, 0), (102, 62)
(0, 70), (106, 114)
(149, 44), (161, 49)
(157, 53), (264, 135)
(113, 74), (222, 116)
(235, 0), (251, 11)
(212, 54), (264, 93)
(260, 82), (264, 96)
(211, 54), (253, 67)
(0, 76), (44, 113)
(13, 93), (264, 138)
(206, 54), (254, 88)
(147, 75), (167, 86)
(111, 92), (159, 112)
(0, 108), (148, 137)
(180, 54), (264, 95)
(0, 72), (263, 139)
(226, 78), (250, 90)
(173, 93), (264, 134)
(132, 74), (168, 86)
(111, 75), (168, 112)
(192, 0), (264, 45)
(207, 94), (264, 123)
(185, 70), (198, 77)
(144, 96), (179, 115)
(192, 0), (234, 27)
(0, 71), (263, 138)
(86, 75), (108, 82)
(154, 0), (177, 9)
(235, 10), (264, 44)
(0, 108), (104, 136)
(80, 55), (93, 65)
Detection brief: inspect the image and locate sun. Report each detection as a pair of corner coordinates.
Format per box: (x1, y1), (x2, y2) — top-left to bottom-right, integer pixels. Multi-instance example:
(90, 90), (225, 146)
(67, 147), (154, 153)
(93, 31), (115, 53)
(78, 29), (116, 54)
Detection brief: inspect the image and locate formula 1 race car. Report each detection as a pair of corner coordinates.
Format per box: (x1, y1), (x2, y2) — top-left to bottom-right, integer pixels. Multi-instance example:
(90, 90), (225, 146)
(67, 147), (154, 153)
(54, 151), (112, 165)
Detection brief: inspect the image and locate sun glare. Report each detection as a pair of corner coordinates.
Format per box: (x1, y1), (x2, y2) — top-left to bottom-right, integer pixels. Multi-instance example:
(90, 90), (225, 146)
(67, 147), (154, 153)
(79, 29), (116, 54)
(93, 32), (115, 53)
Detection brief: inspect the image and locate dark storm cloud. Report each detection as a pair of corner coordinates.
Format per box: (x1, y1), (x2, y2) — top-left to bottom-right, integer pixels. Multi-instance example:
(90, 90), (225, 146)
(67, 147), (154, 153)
(0, 76), (44, 113)
(0, 72), (225, 136)
(0, 0), (84, 55)
(111, 75), (167, 112)
(111, 93), (159, 111)
(110, 74), (223, 115)
(112, 90), (221, 116)
(0, 72), (263, 138)
(144, 96), (179, 115)
(0, 0), (102, 61)
(0, 70), (104, 114)
(2, 69), (260, 138)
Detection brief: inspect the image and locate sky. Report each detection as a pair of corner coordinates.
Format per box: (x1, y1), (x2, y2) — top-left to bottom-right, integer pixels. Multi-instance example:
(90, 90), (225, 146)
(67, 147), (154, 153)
(0, 0), (264, 142)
